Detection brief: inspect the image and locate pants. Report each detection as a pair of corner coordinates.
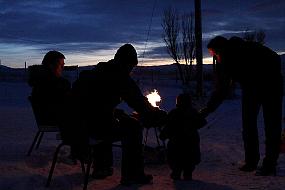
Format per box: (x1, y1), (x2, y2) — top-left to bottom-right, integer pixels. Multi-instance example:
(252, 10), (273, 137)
(242, 85), (282, 167)
(93, 115), (145, 178)
(167, 139), (200, 175)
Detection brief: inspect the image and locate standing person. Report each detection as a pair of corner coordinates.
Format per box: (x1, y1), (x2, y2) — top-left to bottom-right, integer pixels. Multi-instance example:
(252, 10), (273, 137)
(200, 36), (283, 176)
(28, 50), (70, 126)
(72, 44), (165, 185)
(159, 93), (206, 180)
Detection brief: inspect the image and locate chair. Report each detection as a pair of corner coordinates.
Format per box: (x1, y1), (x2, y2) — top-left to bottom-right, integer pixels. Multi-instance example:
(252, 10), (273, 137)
(27, 96), (60, 156)
(28, 95), (106, 190)
(46, 139), (103, 190)
(46, 138), (122, 190)
(29, 94), (123, 189)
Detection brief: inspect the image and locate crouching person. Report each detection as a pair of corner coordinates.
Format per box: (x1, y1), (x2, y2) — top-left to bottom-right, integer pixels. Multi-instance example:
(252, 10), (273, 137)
(160, 93), (206, 180)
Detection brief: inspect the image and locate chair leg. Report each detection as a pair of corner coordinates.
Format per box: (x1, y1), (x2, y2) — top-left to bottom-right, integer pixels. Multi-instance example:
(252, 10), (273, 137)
(27, 130), (41, 156)
(83, 148), (93, 190)
(143, 128), (149, 145)
(154, 128), (161, 147)
(35, 132), (44, 149)
(80, 160), (86, 175)
(46, 143), (65, 187)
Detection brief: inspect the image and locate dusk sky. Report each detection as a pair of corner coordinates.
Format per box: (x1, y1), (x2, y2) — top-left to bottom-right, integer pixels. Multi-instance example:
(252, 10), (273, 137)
(0, 0), (284, 68)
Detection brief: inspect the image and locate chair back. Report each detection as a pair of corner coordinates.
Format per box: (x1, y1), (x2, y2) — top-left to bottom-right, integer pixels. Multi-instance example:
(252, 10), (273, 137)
(28, 96), (59, 131)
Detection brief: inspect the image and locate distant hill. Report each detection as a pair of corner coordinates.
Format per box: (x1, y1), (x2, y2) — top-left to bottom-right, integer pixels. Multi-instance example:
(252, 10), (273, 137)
(0, 65), (14, 71)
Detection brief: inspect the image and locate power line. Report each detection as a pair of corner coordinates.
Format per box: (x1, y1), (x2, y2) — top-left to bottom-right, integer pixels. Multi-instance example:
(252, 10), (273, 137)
(140, 0), (158, 65)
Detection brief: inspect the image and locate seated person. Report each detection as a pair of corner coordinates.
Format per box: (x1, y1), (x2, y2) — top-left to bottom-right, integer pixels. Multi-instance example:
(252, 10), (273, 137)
(28, 51), (80, 163)
(28, 50), (70, 126)
(72, 44), (166, 185)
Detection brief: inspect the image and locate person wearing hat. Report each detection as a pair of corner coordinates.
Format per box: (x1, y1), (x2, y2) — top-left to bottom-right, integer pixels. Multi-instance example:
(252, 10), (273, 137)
(72, 44), (165, 185)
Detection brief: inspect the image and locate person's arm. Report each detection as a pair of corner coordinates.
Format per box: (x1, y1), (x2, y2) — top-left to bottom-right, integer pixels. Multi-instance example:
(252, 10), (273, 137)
(192, 109), (207, 129)
(119, 76), (166, 126)
(120, 76), (154, 113)
(202, 62), (232, 116)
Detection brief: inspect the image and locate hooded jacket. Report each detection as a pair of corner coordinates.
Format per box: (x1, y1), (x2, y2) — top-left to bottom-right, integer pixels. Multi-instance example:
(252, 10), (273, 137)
(72, 60), (158, 139)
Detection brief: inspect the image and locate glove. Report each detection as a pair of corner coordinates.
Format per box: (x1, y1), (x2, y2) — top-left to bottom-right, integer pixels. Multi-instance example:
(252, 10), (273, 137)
(199, 107), (210, 118)
(113, 108), (128, 120)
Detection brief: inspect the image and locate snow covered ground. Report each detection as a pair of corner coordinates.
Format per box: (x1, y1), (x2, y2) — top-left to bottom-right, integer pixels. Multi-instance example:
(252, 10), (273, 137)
(1, 80), (285, 190)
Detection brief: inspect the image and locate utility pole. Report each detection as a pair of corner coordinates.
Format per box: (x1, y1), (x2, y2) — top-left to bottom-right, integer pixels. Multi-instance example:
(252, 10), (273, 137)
(195, 0), (203, 97)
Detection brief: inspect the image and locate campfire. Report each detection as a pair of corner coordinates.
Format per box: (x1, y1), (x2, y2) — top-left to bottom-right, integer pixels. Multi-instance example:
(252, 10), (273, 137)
(146, 89), (161, 107)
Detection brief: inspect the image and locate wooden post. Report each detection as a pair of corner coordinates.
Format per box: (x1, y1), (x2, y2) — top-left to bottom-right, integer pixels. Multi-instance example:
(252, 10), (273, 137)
(195, 0), (203, 97)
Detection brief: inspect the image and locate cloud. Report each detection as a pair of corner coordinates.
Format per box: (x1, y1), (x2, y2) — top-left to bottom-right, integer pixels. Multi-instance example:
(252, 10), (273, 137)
(248, 0), (285, 14)
(0, 0), (154, 44)
(0, 0), (284, 67)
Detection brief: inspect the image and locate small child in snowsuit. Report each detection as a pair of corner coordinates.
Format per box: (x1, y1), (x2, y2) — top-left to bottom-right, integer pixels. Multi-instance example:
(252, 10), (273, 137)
(159, 93), (206, 180)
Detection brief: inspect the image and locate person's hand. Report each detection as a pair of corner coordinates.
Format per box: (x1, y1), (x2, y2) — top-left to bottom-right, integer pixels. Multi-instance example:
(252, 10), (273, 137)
(113, 108), (127, 119)
(199, 107), (210, 118)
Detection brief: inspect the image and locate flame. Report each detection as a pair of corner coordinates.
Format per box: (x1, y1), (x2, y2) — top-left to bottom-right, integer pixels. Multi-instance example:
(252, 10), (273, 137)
(146, 89), (161, 107)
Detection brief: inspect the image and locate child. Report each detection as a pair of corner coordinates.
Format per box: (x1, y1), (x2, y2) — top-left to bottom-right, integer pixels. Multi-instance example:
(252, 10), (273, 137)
(159, 93), (206, 180)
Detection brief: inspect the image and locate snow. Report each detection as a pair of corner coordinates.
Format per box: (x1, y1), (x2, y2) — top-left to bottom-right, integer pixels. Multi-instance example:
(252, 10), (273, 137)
(1, 74), (285, 190)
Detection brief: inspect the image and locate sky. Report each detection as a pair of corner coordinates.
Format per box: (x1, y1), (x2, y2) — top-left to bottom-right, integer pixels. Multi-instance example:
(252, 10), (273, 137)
(0, 0), (284, 68)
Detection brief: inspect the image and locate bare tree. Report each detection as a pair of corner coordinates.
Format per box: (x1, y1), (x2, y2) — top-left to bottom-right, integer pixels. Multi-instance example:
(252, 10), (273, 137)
(243, 29), (266, 44)
(256, 30), (266, 44)
(243, 29), (255, 42)
(181, 13), (195, 85)
(162, 8), (196, 91)
(162, 8), (185, 84)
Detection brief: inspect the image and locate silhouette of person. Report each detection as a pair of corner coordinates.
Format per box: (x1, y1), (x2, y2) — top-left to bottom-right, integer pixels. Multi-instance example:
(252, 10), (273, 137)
(28, 51), (71, 126)
(72, 44), (165, 185)
(160, 93), (206, 180)
(201, 36), (283, 176)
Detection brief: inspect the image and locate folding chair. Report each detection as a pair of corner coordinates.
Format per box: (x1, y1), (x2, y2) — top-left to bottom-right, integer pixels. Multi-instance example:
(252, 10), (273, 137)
(45, 138), (104, 190)
(28, 94), (112, 189)
(46, 137), (122, 190)
(27, 96), (60, 156)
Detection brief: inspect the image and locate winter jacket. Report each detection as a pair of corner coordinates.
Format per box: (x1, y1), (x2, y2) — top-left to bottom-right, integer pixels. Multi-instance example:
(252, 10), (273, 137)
(207, 41), (283, 113)
(28, 65), (71, 125)
(159, 107), (206, 164)
(72, 60), (158, 139)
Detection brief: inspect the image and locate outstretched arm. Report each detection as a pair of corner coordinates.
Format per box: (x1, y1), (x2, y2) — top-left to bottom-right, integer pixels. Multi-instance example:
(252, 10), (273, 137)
(202, 62), (232, 116)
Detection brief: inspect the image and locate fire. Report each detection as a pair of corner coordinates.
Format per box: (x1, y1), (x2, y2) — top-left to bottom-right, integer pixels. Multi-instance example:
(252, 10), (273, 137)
(146, 89), (161, 107)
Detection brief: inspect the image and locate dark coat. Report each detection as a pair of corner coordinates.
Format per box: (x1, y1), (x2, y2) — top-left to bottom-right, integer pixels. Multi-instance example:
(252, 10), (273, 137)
(72, 60), (156, 139)
(160, 107), (206, 165)
(28, 65), (71, 125)
(207, 41), (283, 112)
